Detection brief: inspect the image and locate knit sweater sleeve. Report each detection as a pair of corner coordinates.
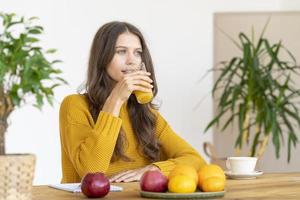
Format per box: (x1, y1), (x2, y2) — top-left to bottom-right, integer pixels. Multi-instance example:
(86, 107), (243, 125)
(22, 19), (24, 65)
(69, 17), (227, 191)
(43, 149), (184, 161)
(59, 95), (122, 178)
(152, 111), (207, 176)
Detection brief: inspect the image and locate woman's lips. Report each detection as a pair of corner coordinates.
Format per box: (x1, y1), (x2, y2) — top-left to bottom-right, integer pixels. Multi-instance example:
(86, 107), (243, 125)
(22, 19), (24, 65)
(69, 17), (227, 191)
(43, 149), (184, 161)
(121, 69), (137, 74)
(121, 69), (130, 74)
(122, 63), (143, 74)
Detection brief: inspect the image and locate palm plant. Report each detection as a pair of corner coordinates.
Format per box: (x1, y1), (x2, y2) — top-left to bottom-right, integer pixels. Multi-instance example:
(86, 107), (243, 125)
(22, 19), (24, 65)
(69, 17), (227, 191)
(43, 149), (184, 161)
(0, 12), (67, 155)
(205, 23), (300, 162)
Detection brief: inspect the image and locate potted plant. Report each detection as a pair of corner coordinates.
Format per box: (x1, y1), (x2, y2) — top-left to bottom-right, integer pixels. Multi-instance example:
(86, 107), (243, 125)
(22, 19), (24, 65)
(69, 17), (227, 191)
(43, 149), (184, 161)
(0, 12), (67, 199)
(205, 22), (300, 162)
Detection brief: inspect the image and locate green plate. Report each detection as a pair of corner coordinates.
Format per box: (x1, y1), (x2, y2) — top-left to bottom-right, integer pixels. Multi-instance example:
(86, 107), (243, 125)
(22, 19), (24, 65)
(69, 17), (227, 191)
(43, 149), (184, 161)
(140, 190), (225, 199)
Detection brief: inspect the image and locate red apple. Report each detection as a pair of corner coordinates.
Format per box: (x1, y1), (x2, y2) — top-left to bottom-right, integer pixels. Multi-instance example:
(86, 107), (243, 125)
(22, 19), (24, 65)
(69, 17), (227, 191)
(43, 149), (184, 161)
(140, 170), (168, 192)
(81, 172), (110, 198)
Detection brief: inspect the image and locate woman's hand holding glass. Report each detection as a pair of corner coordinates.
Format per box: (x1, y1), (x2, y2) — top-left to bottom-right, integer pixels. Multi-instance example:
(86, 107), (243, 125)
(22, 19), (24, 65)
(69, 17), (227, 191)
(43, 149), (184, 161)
(102, 64), (153, 116)
(111, 69), (153, 103)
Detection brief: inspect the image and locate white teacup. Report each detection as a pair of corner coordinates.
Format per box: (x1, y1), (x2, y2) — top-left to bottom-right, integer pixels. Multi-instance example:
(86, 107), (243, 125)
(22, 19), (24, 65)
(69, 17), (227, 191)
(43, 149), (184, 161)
(226, 157), (257, 174)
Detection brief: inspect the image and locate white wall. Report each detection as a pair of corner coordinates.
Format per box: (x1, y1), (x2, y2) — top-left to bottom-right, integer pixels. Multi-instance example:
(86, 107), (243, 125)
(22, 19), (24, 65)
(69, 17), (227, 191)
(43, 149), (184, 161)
(1, 0), (295, 184)
(280, 0), (300, 9)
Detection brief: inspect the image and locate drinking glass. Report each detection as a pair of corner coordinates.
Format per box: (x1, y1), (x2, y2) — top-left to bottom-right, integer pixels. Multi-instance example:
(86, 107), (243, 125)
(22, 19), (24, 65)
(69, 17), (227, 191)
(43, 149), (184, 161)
(133, 62), (153, 104)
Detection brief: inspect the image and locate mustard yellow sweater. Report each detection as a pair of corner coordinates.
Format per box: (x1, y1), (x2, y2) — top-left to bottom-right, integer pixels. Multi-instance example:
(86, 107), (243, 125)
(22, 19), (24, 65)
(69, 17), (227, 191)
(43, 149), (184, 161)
(59, 94), (206, 183)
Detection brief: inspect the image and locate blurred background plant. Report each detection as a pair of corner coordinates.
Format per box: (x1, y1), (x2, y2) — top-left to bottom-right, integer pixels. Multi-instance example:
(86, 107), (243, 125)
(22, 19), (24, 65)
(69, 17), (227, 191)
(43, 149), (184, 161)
(205, 22), (300, 162)
(0, 12), (67, 155)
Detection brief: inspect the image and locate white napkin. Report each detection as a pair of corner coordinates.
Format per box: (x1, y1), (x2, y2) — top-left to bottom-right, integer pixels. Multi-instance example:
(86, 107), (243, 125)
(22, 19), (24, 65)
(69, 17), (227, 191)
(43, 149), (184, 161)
(48, 183), (123, 193)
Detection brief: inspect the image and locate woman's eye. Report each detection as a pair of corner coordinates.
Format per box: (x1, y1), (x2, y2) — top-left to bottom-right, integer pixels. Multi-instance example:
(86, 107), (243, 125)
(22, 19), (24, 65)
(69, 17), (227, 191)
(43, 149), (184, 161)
(135, 51), (142, 56)
(116, 49), (126, 54)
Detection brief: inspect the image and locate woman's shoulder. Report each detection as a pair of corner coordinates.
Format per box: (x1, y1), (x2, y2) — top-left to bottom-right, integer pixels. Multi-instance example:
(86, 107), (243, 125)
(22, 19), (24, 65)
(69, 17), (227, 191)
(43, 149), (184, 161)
(62, 93), (86, 103)
(59, 94), (93, 124)
(60, 94), (89, 111)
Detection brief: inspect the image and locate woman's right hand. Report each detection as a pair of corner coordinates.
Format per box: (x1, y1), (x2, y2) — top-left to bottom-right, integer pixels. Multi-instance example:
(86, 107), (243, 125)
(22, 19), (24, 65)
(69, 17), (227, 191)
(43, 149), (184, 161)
(110, 70), (153, 103)
(102, 69), (153, 117)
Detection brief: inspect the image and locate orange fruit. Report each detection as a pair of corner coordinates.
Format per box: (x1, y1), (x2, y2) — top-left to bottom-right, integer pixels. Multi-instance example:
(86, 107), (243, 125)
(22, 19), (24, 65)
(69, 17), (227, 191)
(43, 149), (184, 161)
(168, 175), (197, 193)
(202, 177), (225, 192)
(198, 164), (225, 189)
(168, 164), (198, 184)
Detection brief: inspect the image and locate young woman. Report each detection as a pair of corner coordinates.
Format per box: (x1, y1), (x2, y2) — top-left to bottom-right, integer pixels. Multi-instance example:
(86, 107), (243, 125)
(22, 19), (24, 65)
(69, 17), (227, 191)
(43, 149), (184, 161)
(59, 21), (206, 183)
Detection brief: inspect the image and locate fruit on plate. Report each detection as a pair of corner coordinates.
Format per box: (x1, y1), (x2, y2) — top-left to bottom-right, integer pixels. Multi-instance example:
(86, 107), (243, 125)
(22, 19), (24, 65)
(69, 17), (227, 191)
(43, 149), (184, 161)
(168, 175), (197, 193)
(198, 164), (226, 192)
(201, 177), (225, 192)
(168, 164), (198, 184)
(81, 172), (110, 198)
(140, 170), (168, 192)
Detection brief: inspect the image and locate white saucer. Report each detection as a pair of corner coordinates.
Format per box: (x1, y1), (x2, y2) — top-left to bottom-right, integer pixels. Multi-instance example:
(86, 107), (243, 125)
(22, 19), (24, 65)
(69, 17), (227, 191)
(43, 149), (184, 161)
(225, 170), (263, 180)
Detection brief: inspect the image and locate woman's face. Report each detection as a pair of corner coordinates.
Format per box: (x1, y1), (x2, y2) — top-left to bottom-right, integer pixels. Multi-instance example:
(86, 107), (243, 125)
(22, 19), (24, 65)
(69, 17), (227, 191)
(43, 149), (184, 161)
(106, 32), (143, 82)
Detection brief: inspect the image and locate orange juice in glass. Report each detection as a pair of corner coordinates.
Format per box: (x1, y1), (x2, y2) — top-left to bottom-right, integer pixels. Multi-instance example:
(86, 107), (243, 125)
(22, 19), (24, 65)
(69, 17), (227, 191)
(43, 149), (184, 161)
(134, 63), (153, 104)
(134, 90), (153, 104)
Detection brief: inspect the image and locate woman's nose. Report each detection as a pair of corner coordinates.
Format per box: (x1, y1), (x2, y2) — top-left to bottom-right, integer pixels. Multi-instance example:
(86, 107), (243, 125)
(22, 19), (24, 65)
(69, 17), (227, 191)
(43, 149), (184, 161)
(126, 52), (140, 66)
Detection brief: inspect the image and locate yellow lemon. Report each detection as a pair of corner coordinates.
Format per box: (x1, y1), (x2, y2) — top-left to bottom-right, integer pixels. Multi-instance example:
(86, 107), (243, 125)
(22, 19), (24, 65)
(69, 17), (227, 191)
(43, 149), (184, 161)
(202, 177), (225, 192)
(168, 164), (198, 184)
(168, 175), (197, 193)
(198, 164), (225, 189)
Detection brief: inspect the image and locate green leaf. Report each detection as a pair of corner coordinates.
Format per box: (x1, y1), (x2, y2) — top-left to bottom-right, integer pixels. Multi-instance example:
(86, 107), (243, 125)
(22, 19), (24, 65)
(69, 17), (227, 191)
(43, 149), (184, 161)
(50, 83), (61, 89)
(28, 16), (39, 21)
(25, 37), (40, 43)
(272, 123), (280, 159)
(9, 84), (21, 106)
(55, 77), (68, 85)
(259, 17), (271, 39)
(204, 106), (231, 133)
(221, 112), (239, 131)
(51, 59), (62, 64)
(287, 131), (298, 162)
(251, 128), (261, 157)
(216, 26), (242, 50)
(238, 102), (247, 145)
(46, 95), (54, 106)
(28, 29), (42, 34)
(46, 48), (57, 54)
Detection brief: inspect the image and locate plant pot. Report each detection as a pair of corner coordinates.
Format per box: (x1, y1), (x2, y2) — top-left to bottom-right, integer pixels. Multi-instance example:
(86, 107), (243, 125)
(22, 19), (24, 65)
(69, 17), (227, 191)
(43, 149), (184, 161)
(0, 154), (36, 200)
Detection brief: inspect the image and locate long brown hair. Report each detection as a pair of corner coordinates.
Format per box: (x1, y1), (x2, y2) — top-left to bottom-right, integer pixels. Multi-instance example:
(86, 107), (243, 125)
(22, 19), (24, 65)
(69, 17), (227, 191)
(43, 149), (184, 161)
(84, 21), (160, 162)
